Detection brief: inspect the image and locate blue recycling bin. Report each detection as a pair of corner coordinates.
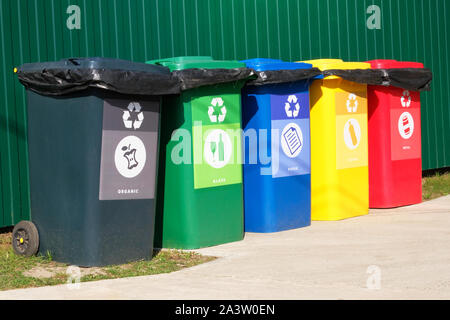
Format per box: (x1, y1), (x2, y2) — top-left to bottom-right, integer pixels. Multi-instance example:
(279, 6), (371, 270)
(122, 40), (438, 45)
(241, 59), (312, 232)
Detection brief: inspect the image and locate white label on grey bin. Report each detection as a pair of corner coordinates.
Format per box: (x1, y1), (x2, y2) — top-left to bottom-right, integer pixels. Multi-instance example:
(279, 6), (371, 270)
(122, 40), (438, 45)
(99, 99), (159, 200)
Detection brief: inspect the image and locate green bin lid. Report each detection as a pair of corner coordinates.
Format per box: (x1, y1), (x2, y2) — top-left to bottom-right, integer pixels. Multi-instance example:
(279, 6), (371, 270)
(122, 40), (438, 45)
(146, 56), (245, 71)
(146, 56), (213, 65)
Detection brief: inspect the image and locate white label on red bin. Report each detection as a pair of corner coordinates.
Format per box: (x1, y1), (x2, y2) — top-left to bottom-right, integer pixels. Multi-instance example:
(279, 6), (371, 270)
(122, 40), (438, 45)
(398, 111), (414, 140)
(390, 90), (421, 161)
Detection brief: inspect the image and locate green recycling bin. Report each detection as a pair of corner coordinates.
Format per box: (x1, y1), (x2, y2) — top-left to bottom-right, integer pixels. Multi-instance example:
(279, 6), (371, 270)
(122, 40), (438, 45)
(148, 57), (248, 249)
(14, 57), (177, 266)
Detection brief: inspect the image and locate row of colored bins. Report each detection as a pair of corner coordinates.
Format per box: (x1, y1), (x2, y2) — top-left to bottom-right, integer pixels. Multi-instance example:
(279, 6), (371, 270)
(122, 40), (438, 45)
(306, 58), (423, 215)
(15, 56), (425, 266)
(150, 56), (425, 248)
(16, 56), (250, 265)
(295, 58), (423, 220)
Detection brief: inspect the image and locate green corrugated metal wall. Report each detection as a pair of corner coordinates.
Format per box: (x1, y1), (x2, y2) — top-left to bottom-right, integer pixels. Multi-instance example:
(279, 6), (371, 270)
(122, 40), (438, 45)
(1, 0), (449, 227)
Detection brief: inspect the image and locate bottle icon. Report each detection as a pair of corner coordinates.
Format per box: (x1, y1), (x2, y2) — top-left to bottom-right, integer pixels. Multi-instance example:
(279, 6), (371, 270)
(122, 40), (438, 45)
(344, 119), (361, 150)
(204, 129), (231, 169)
(218, 134), (224, 162)
(349, 122), (358, 147)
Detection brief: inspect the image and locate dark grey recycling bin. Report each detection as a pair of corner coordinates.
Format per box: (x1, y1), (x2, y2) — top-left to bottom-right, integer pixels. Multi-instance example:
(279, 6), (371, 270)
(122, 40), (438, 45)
(14, 58), (178, 267)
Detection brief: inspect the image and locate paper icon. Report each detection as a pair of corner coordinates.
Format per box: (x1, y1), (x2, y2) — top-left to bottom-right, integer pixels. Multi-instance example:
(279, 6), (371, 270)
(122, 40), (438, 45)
(281, 123), (303, 158)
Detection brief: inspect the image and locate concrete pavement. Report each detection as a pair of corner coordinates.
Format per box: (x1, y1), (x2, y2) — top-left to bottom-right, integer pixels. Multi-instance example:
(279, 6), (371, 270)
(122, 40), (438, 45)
(1, 195), (449, 300)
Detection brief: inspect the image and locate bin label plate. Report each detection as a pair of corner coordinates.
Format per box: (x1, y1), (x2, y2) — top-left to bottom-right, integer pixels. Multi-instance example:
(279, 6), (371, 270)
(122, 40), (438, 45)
(191, 94), (242, 189)
(99, 99), (160, 200)
(270, 93), (311, 178)
(390, 90), (421, 161)
(335, 92), (368, 170)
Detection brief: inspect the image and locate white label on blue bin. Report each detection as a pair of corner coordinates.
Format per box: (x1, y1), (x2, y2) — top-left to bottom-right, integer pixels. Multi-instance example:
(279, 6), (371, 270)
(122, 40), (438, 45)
(99, 99), (160, 201)
(271, 93), (311, 178)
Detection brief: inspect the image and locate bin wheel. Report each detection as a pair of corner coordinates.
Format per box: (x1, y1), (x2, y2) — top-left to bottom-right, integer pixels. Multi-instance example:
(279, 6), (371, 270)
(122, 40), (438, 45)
(12, 221), (39, 257)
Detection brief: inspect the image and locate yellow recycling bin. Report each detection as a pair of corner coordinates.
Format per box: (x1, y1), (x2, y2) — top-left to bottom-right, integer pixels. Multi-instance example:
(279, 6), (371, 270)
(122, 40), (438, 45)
(300, 59), (371, 220)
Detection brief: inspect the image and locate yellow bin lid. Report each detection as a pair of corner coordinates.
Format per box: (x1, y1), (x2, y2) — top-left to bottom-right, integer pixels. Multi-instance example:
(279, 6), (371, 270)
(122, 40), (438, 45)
(297, 59), (371, 79)
(300, 59), (344, 68)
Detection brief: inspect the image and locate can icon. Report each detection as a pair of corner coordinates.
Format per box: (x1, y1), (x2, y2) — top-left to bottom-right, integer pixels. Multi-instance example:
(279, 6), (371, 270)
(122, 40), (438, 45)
(402, 115), (410, 135)
(398, 112), (414, 140)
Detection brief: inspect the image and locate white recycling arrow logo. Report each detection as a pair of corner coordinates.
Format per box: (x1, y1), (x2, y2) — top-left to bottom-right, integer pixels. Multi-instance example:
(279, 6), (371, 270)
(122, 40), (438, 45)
(401, 90), (411, 107)
(123, 102), (144, 130)
(208, 97), (227, 123)
(285, 95), (300, 118)
(346, 93), (358, 113)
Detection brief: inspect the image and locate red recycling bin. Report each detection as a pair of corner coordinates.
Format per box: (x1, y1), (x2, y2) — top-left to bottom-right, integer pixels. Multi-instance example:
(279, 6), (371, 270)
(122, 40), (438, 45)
(367, 59), (423, 208)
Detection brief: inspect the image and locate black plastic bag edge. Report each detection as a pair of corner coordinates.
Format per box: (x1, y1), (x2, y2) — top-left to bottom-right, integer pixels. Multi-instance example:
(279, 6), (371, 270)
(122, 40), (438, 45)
(17, 65), (433, 96)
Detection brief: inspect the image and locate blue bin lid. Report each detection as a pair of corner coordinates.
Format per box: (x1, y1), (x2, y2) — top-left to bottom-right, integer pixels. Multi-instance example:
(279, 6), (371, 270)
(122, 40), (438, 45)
(240, 58), (283, 66)
(240, 58), (312, 72)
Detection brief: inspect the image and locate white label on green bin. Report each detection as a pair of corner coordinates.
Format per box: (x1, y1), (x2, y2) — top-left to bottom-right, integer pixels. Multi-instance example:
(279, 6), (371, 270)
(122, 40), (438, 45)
(99, 99), (160, 200)
(191, 95), (242, 189)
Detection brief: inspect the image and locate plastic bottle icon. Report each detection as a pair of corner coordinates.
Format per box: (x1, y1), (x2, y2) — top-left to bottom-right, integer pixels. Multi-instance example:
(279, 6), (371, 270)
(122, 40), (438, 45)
(349, 122), (358, 147)
(218, 134), (224, 162)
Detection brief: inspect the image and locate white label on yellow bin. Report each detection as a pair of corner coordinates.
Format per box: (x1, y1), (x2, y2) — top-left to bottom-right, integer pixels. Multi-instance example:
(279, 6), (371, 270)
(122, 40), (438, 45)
(335, 92), (368, 170)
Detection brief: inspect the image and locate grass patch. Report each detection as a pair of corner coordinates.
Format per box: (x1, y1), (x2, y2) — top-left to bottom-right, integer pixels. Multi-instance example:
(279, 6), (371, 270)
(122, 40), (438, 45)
(422, 169), (450, 201)
(0, 231), (215, 291)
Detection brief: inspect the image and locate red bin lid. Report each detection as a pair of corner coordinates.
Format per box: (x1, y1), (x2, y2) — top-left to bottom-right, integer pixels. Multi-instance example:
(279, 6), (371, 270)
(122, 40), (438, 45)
(366, 59), (424, 69)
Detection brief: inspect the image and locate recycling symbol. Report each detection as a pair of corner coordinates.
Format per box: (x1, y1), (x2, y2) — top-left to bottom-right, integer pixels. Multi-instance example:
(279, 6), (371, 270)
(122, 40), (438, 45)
(346, 93), (358, 113)
(401, 90), (411, 107)
(208, 97), (227, 123)
(285, 95), (300, 118)
(123, 102), (144, 130)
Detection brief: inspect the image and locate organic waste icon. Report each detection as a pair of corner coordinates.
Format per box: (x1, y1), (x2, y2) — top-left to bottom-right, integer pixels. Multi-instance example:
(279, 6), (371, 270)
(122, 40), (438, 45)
(122, 144), (139, 170)
(123, 102), (144, 130)
(114, 135), (146, 178)
(285, 95), (300, 118)
(208, 97), (227, 123)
